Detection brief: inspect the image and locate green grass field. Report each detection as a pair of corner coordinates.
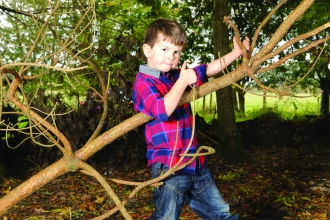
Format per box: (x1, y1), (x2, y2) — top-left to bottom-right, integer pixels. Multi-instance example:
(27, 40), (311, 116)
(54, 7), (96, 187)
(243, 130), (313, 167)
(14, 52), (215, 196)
(193, 91), (321, 122)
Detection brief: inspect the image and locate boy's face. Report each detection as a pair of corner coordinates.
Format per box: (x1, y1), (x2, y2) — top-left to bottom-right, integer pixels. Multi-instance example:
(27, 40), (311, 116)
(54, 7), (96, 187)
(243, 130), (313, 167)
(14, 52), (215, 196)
(143, 33), (183, 72)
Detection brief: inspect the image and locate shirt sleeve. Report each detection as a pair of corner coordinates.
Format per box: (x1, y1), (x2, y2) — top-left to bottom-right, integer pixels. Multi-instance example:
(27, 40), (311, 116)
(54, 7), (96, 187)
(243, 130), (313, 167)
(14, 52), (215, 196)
(193, 64), (208, 87)
(133, 75), (168, 122)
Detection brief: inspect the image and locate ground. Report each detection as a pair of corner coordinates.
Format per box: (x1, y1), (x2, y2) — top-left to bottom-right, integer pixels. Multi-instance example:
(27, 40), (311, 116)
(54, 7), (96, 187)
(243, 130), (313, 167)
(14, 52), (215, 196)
(1, 113), (330, 219)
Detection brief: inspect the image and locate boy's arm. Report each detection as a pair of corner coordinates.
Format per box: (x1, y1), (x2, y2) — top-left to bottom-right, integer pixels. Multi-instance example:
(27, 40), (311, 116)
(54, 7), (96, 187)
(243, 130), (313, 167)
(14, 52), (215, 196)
(163, 61), (197, 117)
(163, 37), (249, 117)
(206, 36), (250, 77)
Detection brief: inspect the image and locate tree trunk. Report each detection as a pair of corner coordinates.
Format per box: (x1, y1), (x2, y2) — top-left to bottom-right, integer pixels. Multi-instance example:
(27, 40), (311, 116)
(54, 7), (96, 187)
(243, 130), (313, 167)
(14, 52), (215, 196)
(238, 89), (245, 114)
(232, 87), (239, 112)
(213, 0), (244, 163)
(319, 77), (330, 115)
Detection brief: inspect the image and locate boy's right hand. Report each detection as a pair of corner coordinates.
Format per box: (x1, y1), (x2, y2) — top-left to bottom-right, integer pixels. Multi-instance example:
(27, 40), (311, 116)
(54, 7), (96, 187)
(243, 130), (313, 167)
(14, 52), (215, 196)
(179, 61), (197, 86)
(164, 61), (197, 116)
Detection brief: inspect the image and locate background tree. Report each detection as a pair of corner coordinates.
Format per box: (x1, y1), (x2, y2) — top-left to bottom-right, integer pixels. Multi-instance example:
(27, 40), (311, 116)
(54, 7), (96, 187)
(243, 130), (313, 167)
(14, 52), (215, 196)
(212, 0), (245, 162)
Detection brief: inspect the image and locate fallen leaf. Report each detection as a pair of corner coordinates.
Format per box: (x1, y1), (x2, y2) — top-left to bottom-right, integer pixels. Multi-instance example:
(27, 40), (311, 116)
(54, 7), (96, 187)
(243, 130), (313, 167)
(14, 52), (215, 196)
(35, 207), (45, 214)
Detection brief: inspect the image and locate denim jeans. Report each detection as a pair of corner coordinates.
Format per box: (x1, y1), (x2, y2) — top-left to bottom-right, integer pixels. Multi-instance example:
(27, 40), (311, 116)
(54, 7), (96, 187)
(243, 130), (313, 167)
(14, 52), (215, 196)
(149, 162), (239, 220)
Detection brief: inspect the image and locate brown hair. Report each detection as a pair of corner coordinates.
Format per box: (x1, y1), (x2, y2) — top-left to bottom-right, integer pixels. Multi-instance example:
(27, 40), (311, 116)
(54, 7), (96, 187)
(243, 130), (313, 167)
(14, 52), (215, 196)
(144, 18), (187, 48)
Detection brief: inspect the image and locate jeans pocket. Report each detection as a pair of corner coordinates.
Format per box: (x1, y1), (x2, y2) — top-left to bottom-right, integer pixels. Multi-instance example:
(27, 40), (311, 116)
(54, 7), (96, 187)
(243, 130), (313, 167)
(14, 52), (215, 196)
(151, 162), (167, 179)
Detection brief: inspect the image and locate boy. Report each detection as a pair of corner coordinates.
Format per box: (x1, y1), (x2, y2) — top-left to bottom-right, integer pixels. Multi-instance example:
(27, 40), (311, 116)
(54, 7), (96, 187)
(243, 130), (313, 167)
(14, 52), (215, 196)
(133, 18), (249, 220)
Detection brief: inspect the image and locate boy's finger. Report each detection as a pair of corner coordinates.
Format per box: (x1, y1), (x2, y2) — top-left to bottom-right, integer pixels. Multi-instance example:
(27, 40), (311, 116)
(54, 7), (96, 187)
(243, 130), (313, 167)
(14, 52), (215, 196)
(181, 61), (187, 70)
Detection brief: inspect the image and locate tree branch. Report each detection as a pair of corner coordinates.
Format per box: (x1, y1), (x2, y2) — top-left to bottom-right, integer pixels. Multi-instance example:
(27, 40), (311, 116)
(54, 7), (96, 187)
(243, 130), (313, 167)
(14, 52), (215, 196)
(250, 0), (315, 65)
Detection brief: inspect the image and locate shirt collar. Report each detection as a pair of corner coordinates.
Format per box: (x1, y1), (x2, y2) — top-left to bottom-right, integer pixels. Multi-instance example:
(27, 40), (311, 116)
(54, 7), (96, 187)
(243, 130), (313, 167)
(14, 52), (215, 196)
(139, 64), (165, 78)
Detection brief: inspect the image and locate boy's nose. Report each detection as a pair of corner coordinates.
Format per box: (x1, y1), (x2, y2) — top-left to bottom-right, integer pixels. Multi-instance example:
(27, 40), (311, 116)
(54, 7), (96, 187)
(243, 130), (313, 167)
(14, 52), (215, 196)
(167, 53), (173, 60)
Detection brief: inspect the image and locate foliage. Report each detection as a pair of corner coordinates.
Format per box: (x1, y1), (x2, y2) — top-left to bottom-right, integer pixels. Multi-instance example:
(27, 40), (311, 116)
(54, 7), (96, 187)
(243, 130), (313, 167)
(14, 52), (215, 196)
(0, 0), (179, 151)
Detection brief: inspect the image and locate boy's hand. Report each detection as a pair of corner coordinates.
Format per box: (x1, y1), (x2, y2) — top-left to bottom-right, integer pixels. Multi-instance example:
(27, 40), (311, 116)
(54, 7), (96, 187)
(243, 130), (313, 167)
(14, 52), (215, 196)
(233, 36), (250, 55)
(179, 61), (197, 86)
(164, 61), (197, 116)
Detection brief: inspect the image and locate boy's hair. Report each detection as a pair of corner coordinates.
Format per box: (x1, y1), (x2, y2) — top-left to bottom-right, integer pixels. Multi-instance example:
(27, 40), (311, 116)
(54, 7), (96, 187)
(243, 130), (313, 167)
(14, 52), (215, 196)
(144, 18), (187, 48)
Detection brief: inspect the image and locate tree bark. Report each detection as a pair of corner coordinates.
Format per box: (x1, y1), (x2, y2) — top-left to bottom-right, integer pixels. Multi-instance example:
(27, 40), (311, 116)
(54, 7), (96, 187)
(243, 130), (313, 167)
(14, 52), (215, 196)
(233, 87), (239, 112)
(213, 0), (244, 163)
(238, 89), (246, 114)
(319, 77), (330, 115)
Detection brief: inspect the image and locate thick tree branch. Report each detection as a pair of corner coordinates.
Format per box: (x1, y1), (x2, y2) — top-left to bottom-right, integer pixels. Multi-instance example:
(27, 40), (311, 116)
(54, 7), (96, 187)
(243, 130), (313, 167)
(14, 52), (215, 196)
(250, 0), (288, 57)
(258, 36), (330, 74)
(250, 0), (315, 65)
(257, 23), (330, 72)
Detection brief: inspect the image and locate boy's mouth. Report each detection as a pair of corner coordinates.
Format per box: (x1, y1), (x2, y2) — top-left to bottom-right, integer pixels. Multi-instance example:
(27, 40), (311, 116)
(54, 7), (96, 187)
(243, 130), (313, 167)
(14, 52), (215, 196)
(163, 63), (173, 67)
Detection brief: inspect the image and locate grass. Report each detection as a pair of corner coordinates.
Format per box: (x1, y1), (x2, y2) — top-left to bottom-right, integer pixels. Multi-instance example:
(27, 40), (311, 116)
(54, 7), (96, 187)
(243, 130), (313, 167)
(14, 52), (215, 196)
(193, 91), (321, 123)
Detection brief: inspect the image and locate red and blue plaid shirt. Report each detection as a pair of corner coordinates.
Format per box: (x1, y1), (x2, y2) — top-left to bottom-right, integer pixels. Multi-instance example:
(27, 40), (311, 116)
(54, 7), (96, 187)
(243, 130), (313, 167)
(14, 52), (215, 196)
(133, 64), (208, 174)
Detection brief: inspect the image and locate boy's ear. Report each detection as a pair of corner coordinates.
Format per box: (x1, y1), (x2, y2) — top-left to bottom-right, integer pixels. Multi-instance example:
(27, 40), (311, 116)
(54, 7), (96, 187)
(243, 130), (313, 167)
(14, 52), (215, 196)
(143, 44), (151, 58)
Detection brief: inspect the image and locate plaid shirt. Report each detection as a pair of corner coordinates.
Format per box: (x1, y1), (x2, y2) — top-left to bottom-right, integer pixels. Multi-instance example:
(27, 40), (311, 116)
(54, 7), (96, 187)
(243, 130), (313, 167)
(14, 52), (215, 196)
(133, 64), (208, 174)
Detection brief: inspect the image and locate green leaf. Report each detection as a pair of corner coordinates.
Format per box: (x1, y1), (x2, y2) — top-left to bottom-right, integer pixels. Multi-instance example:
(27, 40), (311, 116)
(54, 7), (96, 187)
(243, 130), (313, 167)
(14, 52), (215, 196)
(17, 121), (28, 129)
(218, 172), (239, 181)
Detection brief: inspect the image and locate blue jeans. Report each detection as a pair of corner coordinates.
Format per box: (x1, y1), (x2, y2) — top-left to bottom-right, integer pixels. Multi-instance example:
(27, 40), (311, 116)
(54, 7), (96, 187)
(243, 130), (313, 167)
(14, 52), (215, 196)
(149, 162), (239, 220)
